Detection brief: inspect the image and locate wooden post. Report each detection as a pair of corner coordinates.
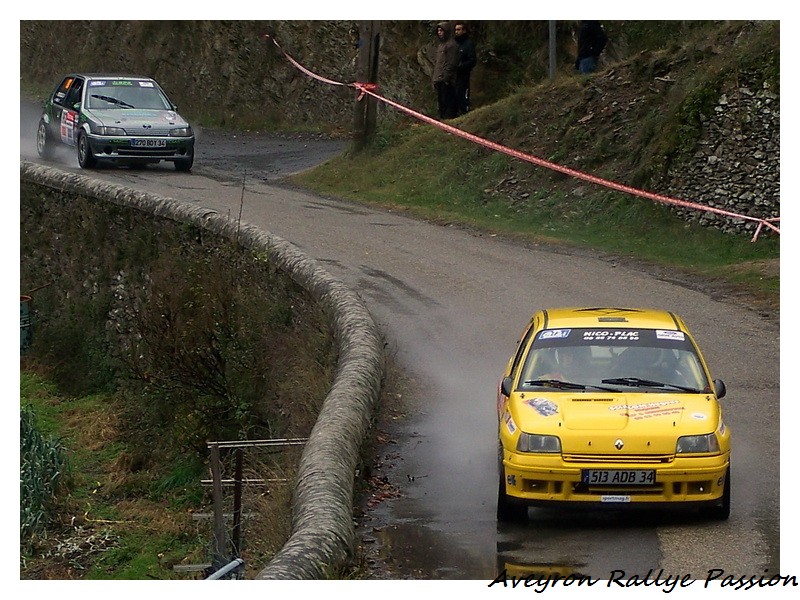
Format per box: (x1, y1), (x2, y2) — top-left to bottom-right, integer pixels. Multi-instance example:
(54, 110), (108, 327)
(231, 448), (243, 556)
(209, 443), (227, 569)
(353, 20), (381, 150)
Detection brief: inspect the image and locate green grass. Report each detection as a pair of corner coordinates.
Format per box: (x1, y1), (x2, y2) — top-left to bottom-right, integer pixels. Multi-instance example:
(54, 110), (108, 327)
(84, 530), (204, 580)
(21, 380), (122, 493)
(20, 373), (62, 432)
(20, 373), (210, 579)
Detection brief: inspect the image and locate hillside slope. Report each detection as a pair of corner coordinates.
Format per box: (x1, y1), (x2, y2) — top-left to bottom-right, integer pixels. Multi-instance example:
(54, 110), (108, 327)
(453, 20), (780, 237)
(291, 21), (778, 308)
(21, 20), (775, 133)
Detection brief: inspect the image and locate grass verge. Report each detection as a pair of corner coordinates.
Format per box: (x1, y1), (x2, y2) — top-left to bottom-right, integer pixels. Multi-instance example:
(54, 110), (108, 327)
(20, 372), (206, 579)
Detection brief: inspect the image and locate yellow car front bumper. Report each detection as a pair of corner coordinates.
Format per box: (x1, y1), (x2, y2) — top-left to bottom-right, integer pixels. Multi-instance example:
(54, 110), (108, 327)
(502, 451), (729, 506)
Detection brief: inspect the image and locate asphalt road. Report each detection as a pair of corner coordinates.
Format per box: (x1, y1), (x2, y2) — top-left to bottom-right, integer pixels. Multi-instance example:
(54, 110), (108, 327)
(20, 100), (784, 582)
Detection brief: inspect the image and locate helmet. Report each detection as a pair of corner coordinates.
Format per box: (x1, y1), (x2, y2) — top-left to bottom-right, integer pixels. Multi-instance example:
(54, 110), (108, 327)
(555, 345), (591, 366)
(612, 346), (668, 379)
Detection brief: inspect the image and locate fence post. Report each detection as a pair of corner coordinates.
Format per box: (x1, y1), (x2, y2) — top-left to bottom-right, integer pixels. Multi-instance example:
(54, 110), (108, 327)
(209, 443), (228, 570)
(232, 448), (243, 556)
(20, 295), (32, 355)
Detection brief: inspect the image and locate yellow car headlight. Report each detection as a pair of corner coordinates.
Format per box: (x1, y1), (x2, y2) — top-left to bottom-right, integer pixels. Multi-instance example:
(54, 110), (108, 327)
(676, 433), (720, 454)
(517, 433), (561, 453)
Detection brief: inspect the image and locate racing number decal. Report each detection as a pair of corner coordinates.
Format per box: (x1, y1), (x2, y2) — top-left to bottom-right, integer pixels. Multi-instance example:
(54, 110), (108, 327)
(60, 110), (79, 145)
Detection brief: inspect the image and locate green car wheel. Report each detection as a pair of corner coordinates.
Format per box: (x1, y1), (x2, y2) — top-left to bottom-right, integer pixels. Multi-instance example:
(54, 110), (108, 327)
(36, 119), (53, 159)
(77, 133), (96, 168)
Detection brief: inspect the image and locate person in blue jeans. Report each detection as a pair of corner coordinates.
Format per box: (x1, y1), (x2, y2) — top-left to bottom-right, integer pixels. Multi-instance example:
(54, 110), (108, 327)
(575, 21), (607, 74)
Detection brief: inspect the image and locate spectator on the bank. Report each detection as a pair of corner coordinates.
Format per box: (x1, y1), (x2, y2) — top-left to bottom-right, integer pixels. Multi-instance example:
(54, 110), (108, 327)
(575, 20), (607, 74)
(453, 21), (477, 116)
(432, 21), (459, 119)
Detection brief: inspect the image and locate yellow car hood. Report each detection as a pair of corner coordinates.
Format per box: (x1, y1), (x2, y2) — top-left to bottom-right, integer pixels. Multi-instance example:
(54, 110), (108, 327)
(511, 391), (719, 454)
(563, 396), (689, 430)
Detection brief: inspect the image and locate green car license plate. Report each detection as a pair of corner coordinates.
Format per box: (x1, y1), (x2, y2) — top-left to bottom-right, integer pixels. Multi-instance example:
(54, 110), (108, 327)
(582, 469), (655, 485)
(131, 139), (166, 147)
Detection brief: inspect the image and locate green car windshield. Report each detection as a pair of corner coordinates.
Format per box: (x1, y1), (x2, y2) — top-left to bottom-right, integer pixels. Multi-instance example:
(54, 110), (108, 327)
(86, 81), (172, 110)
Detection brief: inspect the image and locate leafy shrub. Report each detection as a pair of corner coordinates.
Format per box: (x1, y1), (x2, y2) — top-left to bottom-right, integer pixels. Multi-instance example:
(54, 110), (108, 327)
(20, 405), (69, 549)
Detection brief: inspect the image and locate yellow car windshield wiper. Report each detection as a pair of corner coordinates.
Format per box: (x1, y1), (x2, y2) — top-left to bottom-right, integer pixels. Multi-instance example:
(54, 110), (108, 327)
(601, 377), (702, 393)
(524, 379), (618, 392)
(525, 378), (585, 389)
(523, 379), (632, 392)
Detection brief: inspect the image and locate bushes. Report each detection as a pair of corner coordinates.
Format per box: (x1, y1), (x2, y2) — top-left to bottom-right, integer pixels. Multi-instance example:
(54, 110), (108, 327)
(115, 246), (331, 453)
(25, 239), (331, 455)
(21, 186), (333, 458)
(20, 186), (336, 577)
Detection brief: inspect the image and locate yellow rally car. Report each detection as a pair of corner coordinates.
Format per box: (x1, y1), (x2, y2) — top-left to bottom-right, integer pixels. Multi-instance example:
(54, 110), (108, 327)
(496, 307), (730, 521)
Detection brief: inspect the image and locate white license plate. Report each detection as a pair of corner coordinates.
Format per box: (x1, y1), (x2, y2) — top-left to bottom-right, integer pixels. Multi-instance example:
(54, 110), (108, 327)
(582, 469), (655, 485)
(131, 139), (166, 147)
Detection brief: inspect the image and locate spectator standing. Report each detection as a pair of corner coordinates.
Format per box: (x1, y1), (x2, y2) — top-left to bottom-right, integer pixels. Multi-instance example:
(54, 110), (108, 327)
(575, 20), (607, 74)
(454, 22), (477, 116)
(432, 21), (459, 119)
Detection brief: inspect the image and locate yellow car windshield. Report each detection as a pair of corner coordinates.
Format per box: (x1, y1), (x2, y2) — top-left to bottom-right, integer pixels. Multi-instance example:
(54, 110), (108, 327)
(520, 328), (709, 392)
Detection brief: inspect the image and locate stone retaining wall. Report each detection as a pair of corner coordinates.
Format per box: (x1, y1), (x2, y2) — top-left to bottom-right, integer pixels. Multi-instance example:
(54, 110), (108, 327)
(20, 161), (386, 580)
(663, 76), (780, 236)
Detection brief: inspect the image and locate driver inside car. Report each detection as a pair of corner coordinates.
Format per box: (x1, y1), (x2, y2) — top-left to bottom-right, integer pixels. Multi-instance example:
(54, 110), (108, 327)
(536, 346), (591, 382)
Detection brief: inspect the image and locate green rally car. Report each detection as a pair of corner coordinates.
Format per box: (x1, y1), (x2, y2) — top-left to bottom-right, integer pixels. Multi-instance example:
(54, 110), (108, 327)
(36, 73), (195, 171)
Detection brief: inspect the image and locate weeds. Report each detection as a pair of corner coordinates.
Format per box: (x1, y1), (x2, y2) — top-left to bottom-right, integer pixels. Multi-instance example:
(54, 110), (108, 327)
(20, 405), (69, 551)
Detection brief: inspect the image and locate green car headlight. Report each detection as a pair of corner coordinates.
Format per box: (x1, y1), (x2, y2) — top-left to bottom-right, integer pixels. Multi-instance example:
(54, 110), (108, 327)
(96, 126), (126, 136)
(517, 433), (561, 453)
(169, 127), (193, 137)
(676, 433), (720, 454)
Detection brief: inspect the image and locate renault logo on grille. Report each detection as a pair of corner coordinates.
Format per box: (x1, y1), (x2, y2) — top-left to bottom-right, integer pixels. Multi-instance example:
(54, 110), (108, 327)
(614, 439), (624, 450)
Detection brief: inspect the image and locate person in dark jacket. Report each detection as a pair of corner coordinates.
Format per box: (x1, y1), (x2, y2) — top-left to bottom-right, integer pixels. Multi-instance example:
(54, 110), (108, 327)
(454, 21), (477, 116)
(575, 20), (607, 74)
(432, 21), (459, 119)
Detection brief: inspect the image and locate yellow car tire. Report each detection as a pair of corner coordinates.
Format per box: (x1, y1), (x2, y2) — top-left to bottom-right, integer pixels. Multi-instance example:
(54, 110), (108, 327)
(496, 445), (527, 522)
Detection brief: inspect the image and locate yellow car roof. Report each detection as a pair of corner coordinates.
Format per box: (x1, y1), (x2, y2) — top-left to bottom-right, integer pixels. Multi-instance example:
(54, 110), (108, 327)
(540, 307), (685, 331)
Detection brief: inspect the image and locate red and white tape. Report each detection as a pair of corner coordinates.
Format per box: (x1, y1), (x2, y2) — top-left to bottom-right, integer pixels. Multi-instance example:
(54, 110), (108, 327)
(266, 35), (779, 242)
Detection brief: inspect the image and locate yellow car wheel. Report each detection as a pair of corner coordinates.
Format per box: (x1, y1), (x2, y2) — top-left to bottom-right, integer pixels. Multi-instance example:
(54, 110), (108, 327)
(496, 446), (527, 522)
(702, 466), (731, 520)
